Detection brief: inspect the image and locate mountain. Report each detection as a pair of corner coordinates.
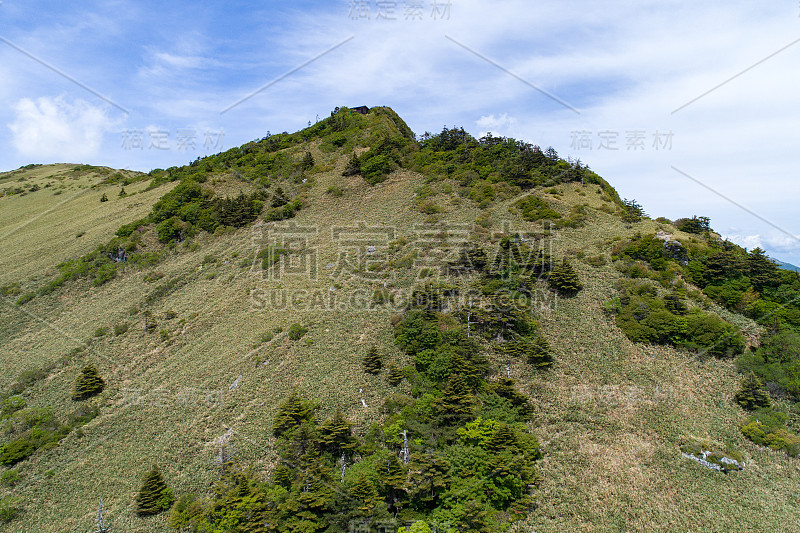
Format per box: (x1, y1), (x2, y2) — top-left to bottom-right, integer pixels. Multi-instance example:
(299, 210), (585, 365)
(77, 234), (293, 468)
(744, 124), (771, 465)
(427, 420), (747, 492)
(1, 107), (799, 533)
(775, 259), (800, 273)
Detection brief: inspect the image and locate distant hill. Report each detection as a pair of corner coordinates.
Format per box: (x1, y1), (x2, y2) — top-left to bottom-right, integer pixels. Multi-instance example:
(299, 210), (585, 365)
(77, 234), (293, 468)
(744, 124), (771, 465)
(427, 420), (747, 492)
(775, 259), (800, 273)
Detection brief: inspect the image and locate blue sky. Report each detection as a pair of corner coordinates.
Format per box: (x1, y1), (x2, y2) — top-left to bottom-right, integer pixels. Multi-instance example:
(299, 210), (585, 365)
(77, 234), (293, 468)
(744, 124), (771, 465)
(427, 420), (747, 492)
(1, 0), (799, 264)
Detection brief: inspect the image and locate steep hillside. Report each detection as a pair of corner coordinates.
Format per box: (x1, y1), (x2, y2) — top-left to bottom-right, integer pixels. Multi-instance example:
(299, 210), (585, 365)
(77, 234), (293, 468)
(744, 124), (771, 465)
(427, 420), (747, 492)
(1, 108), (799, 533)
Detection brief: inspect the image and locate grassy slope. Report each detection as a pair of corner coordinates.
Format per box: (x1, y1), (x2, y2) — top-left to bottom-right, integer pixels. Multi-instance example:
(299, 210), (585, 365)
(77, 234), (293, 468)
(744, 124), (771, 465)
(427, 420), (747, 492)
(1, 150), (799, 532)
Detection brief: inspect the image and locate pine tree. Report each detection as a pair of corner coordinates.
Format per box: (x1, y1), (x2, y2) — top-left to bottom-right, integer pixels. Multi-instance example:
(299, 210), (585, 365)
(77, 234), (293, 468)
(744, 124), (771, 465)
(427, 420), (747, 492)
(349, 474), (382, 515)
(363, 346), (382, 374)
(746, 248), (781, 290)
(487, 423), (519, 453)
(100, 193), (108, 202)
(71, 364), (105, 400)
(135, 465), (174, 516)
(406, 452), (451, 511)
(376, 451), (407, 515)
(387, 364), (404, 386)
(435, 374), (475, 423)
(735, 372), (771, 411)
(272, 393), (318, 438)
(302, 151), (315, 170)
(318, 411), (357, 455)
(342, 152), (361, 176)
(547, 259), (582, 295)
(118, 187), (127, 197)
(492, 378), (534, 421)
(621, 198), (646, 223)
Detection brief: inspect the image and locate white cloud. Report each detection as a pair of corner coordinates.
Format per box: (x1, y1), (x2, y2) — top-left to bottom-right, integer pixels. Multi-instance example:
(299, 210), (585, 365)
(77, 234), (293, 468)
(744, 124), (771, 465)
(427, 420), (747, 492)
(476, 114), (517, 137)
(724, 233), (765, 252)
(8, 97), (117, 161)
(724, 232), (800, 257)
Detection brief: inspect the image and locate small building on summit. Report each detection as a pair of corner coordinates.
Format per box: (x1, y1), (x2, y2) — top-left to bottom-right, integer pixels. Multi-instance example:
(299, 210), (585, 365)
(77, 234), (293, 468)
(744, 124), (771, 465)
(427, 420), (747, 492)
(351, 106), (369, 115)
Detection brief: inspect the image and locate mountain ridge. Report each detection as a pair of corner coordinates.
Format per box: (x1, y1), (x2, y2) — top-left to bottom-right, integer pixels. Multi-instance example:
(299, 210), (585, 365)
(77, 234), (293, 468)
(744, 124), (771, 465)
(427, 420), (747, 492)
(1, 107), (799, 533)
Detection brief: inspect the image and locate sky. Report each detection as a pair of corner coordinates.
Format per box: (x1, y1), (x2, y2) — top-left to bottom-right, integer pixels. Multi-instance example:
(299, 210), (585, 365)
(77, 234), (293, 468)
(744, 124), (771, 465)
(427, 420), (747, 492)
(1, 0), (798, 264)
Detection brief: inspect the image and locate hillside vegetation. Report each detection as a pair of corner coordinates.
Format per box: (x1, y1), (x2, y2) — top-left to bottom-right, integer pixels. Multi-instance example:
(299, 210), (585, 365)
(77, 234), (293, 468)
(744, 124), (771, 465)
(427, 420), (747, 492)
(1, 107), (799, 532)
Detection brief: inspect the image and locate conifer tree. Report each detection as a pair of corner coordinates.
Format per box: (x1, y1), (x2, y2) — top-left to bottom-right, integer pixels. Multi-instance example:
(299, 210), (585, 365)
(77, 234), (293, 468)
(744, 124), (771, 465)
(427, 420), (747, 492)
(746, 248), (781, 290)
(435, 374), (475, 424)
(349, 474), (382, 515)
(487, 423), (519, 453)
(492, 378), (534, 421)
(302, 151), (315, 170)
(547, 259), (582, 295)
(363, 346), (382, 374)
(342, 152), (361, 176)
(387, 364), (404, 386)
(735, 372), (771, 411)
(71, 364), (105, 400)
(134, 465), (174, 516)
(318, 411), (357, 455)
(375, 451), (407, 515)
(621, 198), (645, 223)
(406, 452), (451, 511)
(272, 393), (318, 438)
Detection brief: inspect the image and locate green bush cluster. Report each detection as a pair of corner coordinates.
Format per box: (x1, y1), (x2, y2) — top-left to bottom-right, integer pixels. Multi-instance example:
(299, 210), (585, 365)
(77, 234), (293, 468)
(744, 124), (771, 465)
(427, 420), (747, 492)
(606, 281), (745, 357)
(737, 330), (800, 400)
(0, 407), (74, 466)
(515, 195), (561, 222)
(342, 132), (415, 184)
(410, 128), (616, 202)
(287, 323), (308, 341)
(740, 408), (800, 456)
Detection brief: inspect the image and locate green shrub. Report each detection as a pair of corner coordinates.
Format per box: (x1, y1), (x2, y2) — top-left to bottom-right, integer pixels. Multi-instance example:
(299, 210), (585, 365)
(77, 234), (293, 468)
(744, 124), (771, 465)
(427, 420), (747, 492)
(15, 292), (35, 305)
(71, 364), (105, 401)
(0, 397), (26, 421)
(168, 494), (203, 530)
(0, 496), (22, 524)
(679, 311), (745, 358)
(0, 440), (34, 466)
(0, 469), (20, 487)
(0, 283), (21, 297)
(287, 323), (308, 341)
(257, 246), (287, 270)
(516, 195), (560, 221)
(583, 254), (607, 267)
(741, 408), (800, 454)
